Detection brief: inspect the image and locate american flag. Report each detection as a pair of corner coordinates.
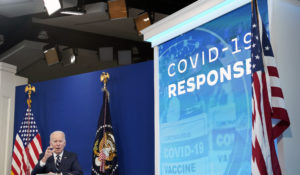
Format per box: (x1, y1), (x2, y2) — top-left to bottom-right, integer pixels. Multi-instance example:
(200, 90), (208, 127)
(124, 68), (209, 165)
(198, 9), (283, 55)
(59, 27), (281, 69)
(251, 0), (290, 175)
(11, 108), (42, 175)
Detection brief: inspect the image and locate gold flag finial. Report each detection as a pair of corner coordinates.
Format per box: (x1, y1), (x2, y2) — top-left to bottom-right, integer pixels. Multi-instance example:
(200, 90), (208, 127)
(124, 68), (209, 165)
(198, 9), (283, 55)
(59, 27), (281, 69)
(100, 72), (110, 90)
(25, 84), (35, 109)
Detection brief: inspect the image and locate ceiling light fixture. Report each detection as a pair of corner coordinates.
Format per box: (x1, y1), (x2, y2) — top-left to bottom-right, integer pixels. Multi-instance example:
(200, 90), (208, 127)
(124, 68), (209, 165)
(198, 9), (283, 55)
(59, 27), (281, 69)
(43, 44), (60, 66)
(60, 9), (86, 16)
(43, 0), (62, 16)
(108, 0), (128, 20)
(134, 12), (152, 35)
(61, 48), (77, 66)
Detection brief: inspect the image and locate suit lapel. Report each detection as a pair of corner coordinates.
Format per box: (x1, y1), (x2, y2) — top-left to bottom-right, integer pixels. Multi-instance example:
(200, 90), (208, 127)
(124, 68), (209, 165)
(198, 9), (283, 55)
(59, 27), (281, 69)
(59, 151), (68, 170)
(48, 155), (56, 171)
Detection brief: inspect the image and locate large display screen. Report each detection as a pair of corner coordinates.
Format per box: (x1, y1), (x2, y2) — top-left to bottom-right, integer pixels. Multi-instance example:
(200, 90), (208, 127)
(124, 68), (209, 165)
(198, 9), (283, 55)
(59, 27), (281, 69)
(158, 4), (253, 175)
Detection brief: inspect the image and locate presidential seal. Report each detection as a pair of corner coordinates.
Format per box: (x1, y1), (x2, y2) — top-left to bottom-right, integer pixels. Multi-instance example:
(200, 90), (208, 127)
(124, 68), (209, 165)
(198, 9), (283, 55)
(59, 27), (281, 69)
(93, 131), (117, 172)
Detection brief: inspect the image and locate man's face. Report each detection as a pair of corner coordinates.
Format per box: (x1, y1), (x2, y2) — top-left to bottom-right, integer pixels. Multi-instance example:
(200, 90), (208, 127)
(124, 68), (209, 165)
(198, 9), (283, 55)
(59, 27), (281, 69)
(50, 132), (66, 154)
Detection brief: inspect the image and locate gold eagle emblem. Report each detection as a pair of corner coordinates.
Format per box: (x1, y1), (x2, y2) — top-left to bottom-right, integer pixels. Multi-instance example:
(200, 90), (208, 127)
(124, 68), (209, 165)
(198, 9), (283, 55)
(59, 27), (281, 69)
(93, 131), (117, 170)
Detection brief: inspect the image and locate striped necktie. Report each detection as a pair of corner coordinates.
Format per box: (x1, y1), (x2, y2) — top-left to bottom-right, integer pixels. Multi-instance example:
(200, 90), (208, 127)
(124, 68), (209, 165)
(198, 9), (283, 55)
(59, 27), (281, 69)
(56, 155), (61, 169)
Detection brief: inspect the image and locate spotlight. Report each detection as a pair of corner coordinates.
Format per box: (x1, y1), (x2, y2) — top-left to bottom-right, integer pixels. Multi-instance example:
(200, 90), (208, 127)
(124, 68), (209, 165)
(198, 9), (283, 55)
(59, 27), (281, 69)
(43, 0), (62, 16)
(61, 48), (77, 66)
(134, 12), (152, 35)
(108, 0), (128, 20)
(43, 44), (60, 66)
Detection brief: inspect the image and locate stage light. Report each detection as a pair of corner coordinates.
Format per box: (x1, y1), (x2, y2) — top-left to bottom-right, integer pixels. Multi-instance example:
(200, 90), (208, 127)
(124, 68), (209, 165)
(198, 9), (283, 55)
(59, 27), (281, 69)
(134, 12), (152, 35)
(61, 48), (77, 66)
(43, 0), (62, 16)
(108, 0), (128, 20)
(43, 44), (60, 66)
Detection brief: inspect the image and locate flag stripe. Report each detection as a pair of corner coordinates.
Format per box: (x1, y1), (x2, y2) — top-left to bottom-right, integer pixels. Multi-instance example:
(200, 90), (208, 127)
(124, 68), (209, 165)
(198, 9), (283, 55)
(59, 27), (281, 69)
(253, 139), (268, 174)
(267, 66), (279, 77)
(14, 136), (28, 173)
(29, 142), (39, 163)
(21, 149), (27, 175)
(34, 134), (43, 153)
(30, 137), (41, 165)
(271, 87), (283, 98)
(27, 144), (37, 168)
(269, 77), (280, 88)
(12, 147), (22, 168)
(271, 97), (285, 108)
(11, 159), (20, 175)
(263, 56), (276, 67)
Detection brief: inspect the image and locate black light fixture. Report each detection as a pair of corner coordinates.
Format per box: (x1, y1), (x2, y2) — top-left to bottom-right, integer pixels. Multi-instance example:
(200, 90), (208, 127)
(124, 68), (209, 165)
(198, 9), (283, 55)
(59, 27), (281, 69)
(61, 48), (77, 66)
(43, 44), (60, 66)
(108, 0), (128, 20)
(134, 12), (152, 35)
(43, 0), (62, 16)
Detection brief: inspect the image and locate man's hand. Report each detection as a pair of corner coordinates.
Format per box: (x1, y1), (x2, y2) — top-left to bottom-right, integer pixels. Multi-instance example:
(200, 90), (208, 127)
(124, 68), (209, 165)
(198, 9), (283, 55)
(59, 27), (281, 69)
(41, 146), (53, 163)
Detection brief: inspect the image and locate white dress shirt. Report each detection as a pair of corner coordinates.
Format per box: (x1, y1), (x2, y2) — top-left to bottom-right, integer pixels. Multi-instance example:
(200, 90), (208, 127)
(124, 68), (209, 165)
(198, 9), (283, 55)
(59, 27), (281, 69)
(39, 151), (64, 168)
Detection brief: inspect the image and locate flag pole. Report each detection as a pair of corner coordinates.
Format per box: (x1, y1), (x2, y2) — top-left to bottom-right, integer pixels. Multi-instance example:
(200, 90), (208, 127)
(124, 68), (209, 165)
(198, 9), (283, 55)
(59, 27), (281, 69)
(24, 84), (36, 175)
(100, 72), (110, 172)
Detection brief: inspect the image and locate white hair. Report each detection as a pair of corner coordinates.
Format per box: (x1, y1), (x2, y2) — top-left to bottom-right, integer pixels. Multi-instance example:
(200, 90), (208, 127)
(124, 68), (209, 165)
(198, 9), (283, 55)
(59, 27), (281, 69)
(50, 130), (66, 141)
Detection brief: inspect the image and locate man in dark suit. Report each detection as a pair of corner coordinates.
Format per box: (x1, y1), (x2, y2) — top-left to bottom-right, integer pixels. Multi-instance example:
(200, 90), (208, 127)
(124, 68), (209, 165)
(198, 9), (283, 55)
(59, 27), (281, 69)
(31, 131), (83, 175)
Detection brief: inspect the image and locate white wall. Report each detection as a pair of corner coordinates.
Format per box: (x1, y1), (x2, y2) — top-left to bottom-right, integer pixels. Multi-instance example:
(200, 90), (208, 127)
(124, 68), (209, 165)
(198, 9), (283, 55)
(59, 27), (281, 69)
(270, 0), (300, 174)
(0, 62), (27, 175)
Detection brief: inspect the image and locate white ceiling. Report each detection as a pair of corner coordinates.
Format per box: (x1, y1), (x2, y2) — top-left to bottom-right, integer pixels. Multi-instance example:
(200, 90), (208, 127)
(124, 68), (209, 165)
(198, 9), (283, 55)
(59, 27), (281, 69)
(0, 40), (46, 71)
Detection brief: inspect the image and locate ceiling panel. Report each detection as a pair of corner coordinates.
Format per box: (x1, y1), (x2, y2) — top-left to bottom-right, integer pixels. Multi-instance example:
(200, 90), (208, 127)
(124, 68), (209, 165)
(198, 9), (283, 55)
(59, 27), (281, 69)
(0, 40), (45, 71)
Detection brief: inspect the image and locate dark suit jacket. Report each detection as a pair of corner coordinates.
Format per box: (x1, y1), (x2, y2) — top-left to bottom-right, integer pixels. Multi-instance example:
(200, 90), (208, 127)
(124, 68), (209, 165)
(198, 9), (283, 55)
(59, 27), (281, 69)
(31, 150), (83, 175)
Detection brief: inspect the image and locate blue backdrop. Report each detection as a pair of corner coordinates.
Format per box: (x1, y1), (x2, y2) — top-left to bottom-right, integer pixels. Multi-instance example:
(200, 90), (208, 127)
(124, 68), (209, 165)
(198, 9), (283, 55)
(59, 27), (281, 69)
(13, 61), (154, 174)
